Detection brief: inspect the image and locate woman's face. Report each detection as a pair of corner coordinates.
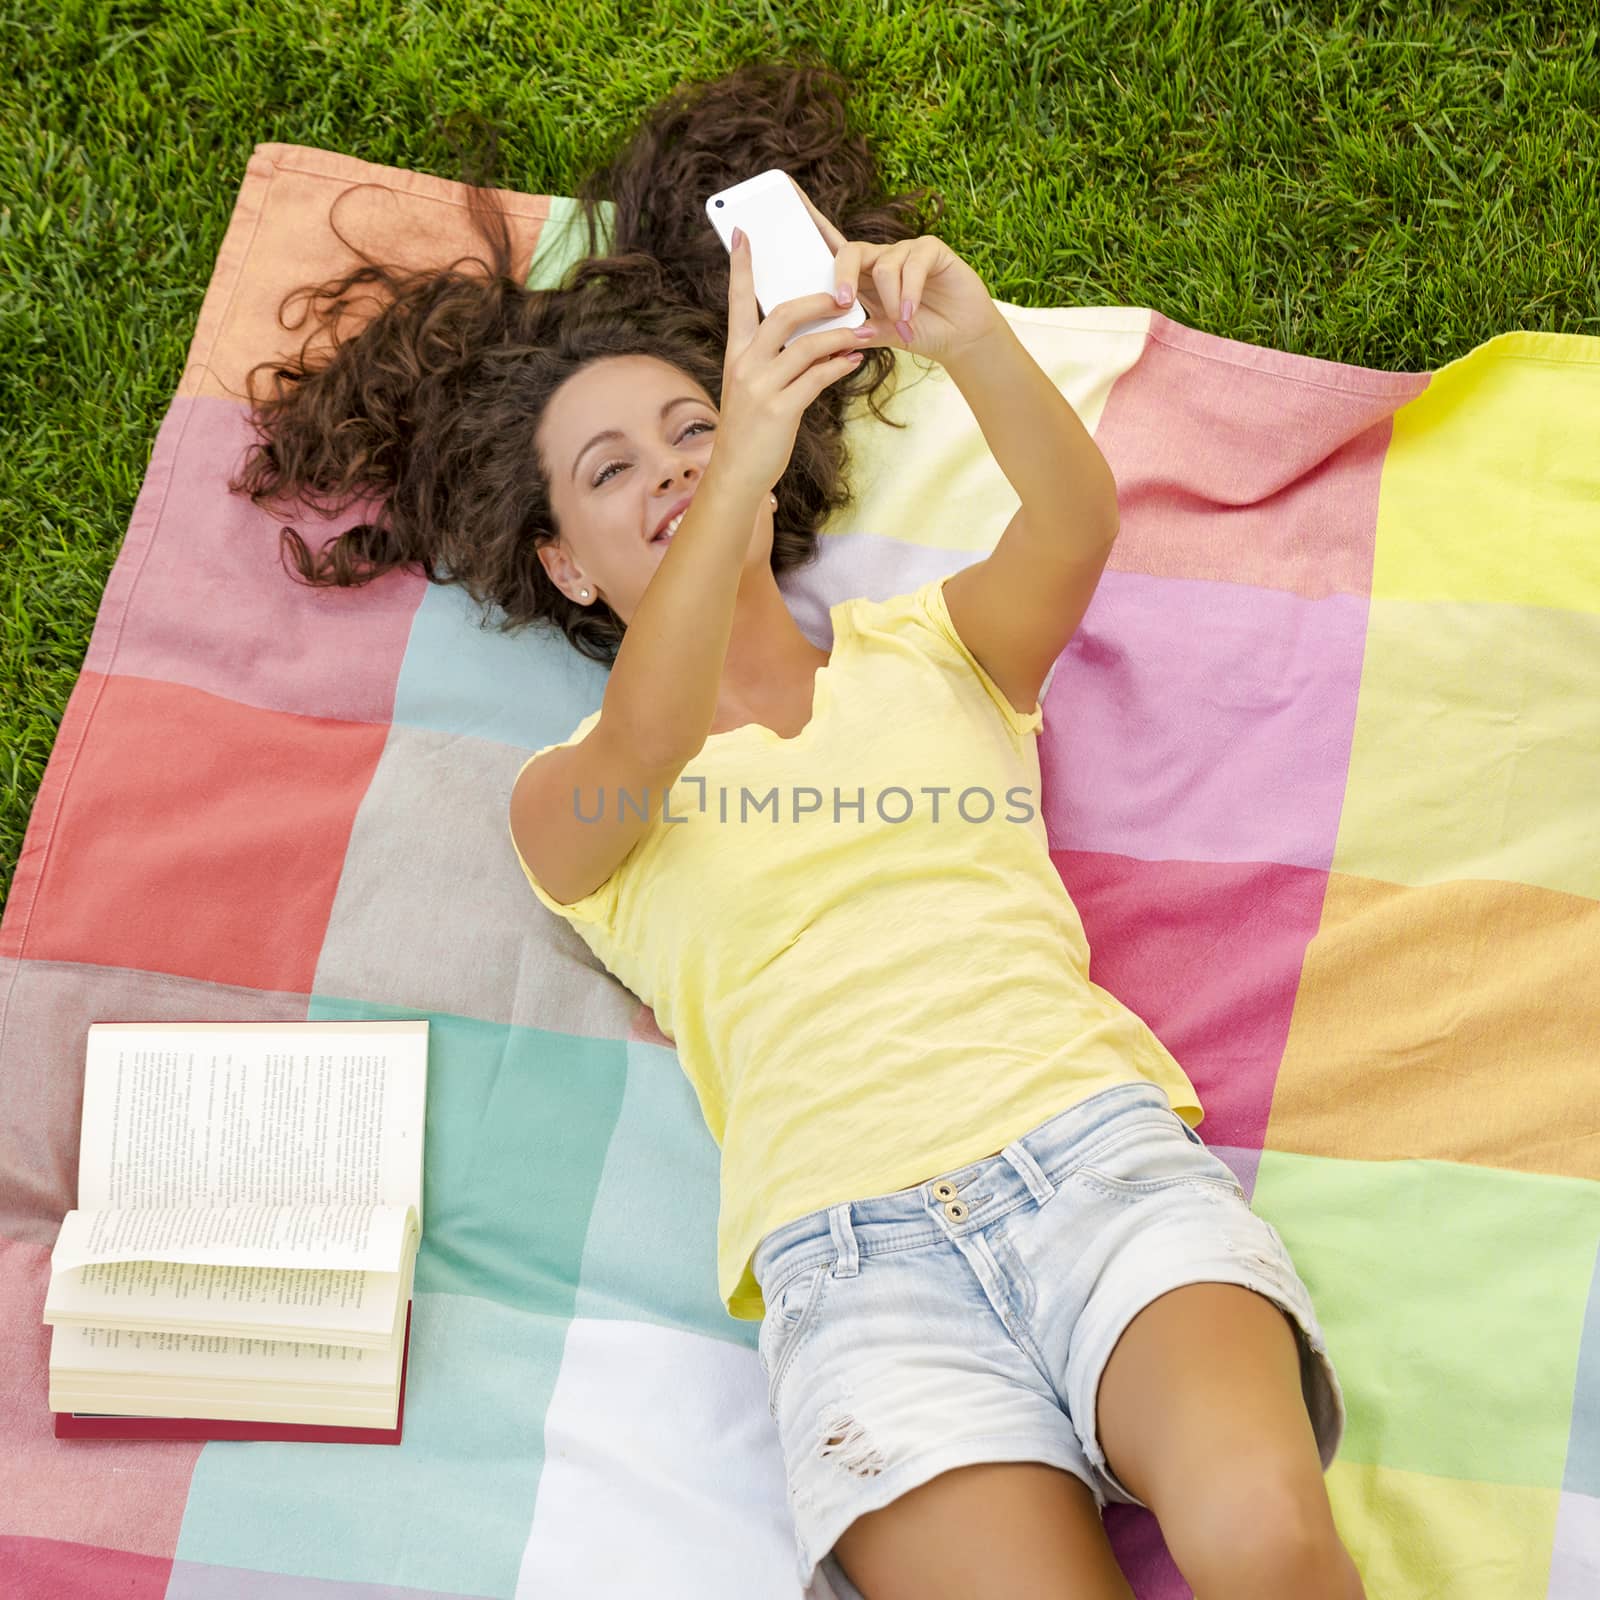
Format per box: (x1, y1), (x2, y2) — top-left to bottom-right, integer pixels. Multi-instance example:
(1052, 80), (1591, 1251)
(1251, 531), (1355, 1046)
(536, 353), (772, 624)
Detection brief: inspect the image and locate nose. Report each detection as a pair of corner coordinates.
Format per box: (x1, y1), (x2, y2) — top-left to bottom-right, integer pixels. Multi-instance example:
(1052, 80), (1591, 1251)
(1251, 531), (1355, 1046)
(651, 471), (700, 518)
(656, 462), (700, 492)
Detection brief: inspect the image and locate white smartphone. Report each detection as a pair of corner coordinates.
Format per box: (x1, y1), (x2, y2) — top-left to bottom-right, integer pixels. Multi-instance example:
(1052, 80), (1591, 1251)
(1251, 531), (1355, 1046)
(705, 168), (868, 349)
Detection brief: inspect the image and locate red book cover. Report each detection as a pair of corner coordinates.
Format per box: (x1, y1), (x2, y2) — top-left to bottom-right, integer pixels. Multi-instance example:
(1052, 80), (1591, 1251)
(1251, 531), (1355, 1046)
(53, 1302), (411, 1445)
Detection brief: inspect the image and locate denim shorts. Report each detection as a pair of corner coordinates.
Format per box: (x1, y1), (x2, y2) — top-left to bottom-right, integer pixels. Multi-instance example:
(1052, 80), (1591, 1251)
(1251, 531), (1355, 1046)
(751, 1081), (1347, 1596)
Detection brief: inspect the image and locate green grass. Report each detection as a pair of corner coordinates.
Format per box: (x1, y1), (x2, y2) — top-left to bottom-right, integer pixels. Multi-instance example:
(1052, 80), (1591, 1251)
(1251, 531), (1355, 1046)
(2, 0), (1597, 914)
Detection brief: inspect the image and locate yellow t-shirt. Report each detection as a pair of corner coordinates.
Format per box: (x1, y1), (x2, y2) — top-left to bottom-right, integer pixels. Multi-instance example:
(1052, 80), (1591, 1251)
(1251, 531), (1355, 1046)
(509, 575), (1203, 1321)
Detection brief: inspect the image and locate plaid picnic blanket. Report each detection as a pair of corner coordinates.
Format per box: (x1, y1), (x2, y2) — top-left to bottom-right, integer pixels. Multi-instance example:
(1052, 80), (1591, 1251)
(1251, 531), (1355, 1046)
(2, 143), (1597, 1599)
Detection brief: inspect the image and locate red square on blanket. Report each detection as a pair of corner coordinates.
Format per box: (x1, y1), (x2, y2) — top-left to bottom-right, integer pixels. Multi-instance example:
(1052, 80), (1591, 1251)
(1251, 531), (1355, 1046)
(1053, 849), (1327, 1156)
(3, 673), (388, 995)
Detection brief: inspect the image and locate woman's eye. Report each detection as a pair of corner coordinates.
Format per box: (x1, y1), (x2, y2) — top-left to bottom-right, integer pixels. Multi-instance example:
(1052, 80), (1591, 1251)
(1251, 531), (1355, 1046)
(593, 421), (715, 486)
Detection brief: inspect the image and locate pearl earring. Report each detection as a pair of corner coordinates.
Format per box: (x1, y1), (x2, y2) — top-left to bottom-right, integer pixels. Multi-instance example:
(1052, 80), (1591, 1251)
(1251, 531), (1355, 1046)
(579, 587), (590, 599)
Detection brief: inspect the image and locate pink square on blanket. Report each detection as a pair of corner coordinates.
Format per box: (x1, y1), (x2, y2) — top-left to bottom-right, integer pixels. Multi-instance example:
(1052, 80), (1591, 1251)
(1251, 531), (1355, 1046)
(81, 395), (424, 726)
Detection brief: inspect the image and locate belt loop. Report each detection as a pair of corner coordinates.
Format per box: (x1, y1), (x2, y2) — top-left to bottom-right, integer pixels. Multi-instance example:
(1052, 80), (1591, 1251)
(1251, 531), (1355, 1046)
(1001, 1137), (1056, 1206)
(828, 1202), (860, 1278)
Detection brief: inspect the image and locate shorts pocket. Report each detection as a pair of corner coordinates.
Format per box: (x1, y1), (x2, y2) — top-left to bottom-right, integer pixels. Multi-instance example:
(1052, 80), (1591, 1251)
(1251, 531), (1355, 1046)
(758, 1260), (830, 1417)
(1067, 1110), (1244, 1201)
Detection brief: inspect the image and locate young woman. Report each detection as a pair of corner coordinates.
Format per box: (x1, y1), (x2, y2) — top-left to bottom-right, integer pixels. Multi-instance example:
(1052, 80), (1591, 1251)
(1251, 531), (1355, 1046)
(235, 61), (1363, 1600)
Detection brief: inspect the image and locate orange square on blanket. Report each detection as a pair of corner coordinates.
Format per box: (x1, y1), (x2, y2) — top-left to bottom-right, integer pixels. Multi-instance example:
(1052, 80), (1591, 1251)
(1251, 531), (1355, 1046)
(1267, 870), (1600, 1178)
(5, 673), (388, 995)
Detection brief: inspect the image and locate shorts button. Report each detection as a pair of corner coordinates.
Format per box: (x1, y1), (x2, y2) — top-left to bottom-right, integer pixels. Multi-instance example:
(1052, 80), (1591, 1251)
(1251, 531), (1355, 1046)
(944, 1200), (968, 1221)
(933, 1180), (958, 1201)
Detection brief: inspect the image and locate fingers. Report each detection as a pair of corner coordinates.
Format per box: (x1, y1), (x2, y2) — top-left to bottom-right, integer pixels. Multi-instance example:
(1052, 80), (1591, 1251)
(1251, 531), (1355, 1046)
(896, 239), (935, 337)
(765, 324), (873, 394)
(831, 239), (926, 344)
(799, 343), (867, 406)
(726, 227), (758, 352)
(760, 289), (862, 354)
(832, 239), (890, 319)
(832, 237), (865, 310)
(869, 240), (923, 342)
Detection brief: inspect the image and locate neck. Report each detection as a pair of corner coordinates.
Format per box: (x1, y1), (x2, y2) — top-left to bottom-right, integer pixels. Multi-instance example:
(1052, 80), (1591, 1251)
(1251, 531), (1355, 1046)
(720, 566), (828, 705)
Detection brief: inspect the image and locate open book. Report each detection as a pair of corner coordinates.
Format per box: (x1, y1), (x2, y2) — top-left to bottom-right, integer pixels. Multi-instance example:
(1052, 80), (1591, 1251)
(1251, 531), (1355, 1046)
(44, 1019), (427, 1443)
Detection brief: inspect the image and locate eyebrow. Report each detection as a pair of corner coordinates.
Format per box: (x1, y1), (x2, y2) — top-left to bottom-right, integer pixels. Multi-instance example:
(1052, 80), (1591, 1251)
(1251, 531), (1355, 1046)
(572, 395), (707, 484)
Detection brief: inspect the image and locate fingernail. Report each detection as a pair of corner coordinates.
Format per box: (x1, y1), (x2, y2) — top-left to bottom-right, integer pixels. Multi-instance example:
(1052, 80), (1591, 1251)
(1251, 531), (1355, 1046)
(854, 324), (875, 340)
(896, 320), (913, 342)
(836, 284), (853, 306)
(901, 299), (913, 322)
(731, 227), (743, 248)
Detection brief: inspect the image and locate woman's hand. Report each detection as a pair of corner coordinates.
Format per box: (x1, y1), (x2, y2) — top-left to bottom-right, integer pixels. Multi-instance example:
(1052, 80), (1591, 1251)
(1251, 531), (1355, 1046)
(787, 176), (1005, 368)
(713, 226), (870, 499)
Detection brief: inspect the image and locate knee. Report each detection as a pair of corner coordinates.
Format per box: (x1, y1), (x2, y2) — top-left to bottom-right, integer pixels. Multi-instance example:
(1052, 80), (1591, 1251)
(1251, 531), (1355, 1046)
(1165, 1462), (1355, 1600)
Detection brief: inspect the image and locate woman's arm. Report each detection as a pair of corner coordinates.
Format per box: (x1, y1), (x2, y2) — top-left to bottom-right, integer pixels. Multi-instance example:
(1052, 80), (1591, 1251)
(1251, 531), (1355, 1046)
(937, 316), (1121, 715)
(600, 462), (768, 773)
(946, 312), (1121, 558)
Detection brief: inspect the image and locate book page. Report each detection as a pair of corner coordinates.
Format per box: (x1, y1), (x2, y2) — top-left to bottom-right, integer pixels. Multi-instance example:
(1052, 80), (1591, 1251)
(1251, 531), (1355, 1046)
(76, 1021), (426, 1226)
(49, 1201), (416, 1274)
(44, 1257), (401, 1345)
(49, 1317), (403, 1389)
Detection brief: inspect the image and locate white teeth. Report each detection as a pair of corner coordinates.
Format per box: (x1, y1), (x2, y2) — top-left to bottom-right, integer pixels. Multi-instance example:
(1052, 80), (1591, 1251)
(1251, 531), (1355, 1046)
(655, 509), (687, 541)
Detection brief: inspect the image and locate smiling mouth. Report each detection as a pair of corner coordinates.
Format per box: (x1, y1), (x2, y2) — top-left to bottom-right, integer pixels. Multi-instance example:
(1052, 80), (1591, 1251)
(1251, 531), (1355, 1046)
(651, 508), (689, 544)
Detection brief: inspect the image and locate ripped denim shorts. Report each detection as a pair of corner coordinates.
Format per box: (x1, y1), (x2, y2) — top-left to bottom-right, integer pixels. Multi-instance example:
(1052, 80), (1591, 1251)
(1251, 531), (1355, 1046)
(751, 1081), (1346, 1596)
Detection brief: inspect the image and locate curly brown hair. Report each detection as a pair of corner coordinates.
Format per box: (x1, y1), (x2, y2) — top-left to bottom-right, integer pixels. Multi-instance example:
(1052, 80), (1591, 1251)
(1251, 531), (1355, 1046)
(230, 58), (946, 665)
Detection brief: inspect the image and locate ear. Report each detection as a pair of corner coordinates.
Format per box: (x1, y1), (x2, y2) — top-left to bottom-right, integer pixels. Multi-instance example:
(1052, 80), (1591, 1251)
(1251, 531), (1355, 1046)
(536, 542), (578, 596)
